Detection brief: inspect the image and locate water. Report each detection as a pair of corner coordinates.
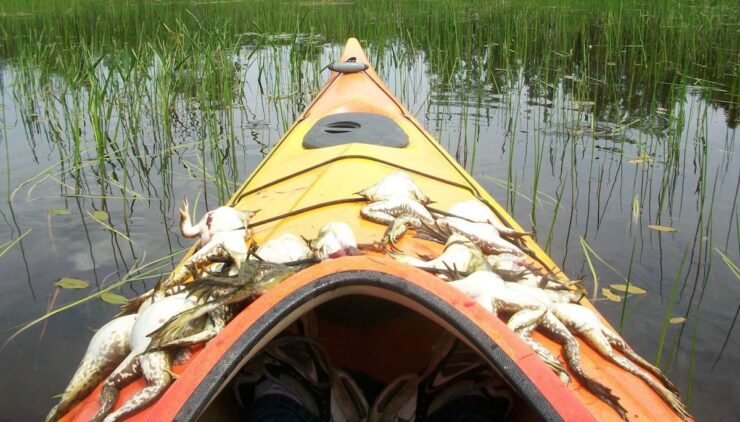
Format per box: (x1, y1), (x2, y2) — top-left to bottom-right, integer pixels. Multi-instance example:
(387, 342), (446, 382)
(1, 2), (738, 420)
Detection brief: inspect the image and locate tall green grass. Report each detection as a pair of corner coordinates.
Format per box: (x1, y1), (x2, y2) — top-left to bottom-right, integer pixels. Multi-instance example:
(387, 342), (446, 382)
(0, 1), (738, 420)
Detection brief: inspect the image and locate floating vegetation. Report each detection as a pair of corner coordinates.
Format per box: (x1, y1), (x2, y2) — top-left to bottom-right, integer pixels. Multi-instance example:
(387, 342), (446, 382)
(54, 278), (90, 290)
(602, 288), (623, 303)
(47, 209), (71, 216)
(610, 284), (648, 295)
(99, 291), (129, 305)
(649, 224), (679, 233)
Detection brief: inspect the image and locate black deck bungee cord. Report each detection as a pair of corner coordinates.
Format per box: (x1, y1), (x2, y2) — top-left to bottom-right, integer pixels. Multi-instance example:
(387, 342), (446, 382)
(227, 66), (556, 274)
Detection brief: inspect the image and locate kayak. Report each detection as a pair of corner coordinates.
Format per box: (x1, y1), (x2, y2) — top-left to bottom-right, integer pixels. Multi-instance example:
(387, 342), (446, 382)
(58, 38), (687, 421)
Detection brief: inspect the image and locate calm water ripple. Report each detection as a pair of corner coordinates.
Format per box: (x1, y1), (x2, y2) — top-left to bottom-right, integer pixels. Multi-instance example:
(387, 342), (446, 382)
(1, 1), (738, 419)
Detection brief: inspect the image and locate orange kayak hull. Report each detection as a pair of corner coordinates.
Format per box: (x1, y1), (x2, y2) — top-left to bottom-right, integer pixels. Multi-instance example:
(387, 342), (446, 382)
(60, 38), (687, 422)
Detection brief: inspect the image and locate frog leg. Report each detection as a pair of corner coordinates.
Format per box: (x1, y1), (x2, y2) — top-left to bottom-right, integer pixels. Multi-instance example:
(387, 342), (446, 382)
(147, 302), (217, 351)
(516, 319), (570, 384)
(552, 304), (689, 421)
(601, 327), (679, 394)
(383, 215), (421, 244)
(158, 306), (227, 349)
(47, 315), (135, 422)
(91, 354), (141, 422)
(489, 218), (532, 238)
(172, 348), (193, 366)
(486, 286), (572, 382)
(102, 351), (173, 422)
(538, 312), (626, 420)
(360, 202), (396, 225)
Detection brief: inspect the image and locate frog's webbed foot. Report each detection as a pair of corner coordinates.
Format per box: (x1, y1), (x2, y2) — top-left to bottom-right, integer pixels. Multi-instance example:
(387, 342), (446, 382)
(584, 325), (689, 420)
(361, 203), (413, 245)
(92, 355), (141, 422)
(357, 241), (388, 253)
(102, 351), (172, 422)
(553, 304), (689, 420)
(538, 273), (586, 295)
(415, 221), (450, 244)
(117, 291), (153, 316)
(178, 198), (197, 239)
(381, 215), (421, 245)
(502, 302), (572, 383)
(166, 233), (247, 288)
(518, 322), (570, 384)
(538, 313), (627, 420)
(601, 328), (680, 394)
(155, 306), (228, 350)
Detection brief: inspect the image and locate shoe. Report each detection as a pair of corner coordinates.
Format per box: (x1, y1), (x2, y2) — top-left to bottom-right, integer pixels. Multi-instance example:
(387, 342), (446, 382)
(233, 316), (368, 421)
(332, 368), (370, 421)
(369, 333), (512, 422)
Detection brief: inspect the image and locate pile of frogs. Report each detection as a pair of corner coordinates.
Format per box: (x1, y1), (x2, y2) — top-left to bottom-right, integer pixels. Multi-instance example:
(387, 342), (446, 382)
(47, 172), (689, 422)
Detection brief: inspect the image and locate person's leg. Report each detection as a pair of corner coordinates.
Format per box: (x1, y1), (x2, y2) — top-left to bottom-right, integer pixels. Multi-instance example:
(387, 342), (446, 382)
(236, 316), (368, 421)
(369, 332), (512, 421)
(426, 394), (511, 422)
(246, 393), (320, 422)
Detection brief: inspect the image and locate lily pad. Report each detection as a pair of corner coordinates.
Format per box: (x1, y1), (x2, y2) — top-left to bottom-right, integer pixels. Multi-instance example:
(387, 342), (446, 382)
(628, 155), (651, 164)
(602, 288), (622, 302)
(48, 208), (71, 216)
(609, 284), (647, 295)
(55, 278), (90, 289)
(669, 317), (687, 324)
(91, 210), (109, 220)
(648, 224), (677, 232)
(100, 292), (128, 305)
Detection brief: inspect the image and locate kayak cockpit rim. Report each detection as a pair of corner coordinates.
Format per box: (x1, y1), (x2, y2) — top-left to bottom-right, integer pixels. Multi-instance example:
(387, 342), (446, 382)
(176, 270), (582, 422)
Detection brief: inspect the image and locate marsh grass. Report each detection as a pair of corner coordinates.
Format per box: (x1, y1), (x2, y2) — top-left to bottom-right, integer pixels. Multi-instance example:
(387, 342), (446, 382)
(657, 247), (689, 367)
(0, 228), (31, 258)
(1, 249), (186, 351)
(0, 0), (738, 420)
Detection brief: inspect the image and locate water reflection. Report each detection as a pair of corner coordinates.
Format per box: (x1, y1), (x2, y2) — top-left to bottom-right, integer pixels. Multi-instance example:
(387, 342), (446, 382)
(0, 32), (737, 422)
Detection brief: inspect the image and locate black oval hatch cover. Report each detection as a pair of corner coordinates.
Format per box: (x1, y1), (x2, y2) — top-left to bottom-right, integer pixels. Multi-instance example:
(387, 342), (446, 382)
(303, 112), (409, 149)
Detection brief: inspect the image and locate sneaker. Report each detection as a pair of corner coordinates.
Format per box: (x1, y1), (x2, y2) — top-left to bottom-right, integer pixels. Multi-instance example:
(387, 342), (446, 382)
(234, 317), (368, 421)
(332, 368), (370, 421)
(369, 333), (512, 422)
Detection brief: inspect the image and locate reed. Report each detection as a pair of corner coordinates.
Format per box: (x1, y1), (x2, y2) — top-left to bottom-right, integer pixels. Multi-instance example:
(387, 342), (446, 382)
(656, 247), (688, 367)
(0, 1), (737, 420)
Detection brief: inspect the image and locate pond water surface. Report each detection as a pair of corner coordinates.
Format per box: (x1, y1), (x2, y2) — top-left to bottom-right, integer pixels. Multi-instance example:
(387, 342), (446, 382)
(0, 1), (738, 420)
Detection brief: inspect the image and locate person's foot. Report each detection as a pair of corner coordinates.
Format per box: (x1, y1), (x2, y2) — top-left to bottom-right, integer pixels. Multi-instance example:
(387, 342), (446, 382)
(332, 368), (370, 421)
(369, 333), (512, 421)
(234, 317), (368, 421)
(253, 335), (334, 417)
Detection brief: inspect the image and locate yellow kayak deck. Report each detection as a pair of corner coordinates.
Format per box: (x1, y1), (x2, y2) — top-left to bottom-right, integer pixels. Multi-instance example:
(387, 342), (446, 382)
(61, 38), (686, 422)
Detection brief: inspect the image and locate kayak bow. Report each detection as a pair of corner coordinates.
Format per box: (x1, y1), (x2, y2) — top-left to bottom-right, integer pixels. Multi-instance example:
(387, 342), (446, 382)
(59, 38), (687, 422)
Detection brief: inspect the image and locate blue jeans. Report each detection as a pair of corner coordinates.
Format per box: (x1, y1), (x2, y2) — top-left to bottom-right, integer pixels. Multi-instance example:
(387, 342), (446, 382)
(246, 393), (506, 421)
(246, 394), (320, 421)
(426, 394), (508, 421)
